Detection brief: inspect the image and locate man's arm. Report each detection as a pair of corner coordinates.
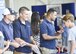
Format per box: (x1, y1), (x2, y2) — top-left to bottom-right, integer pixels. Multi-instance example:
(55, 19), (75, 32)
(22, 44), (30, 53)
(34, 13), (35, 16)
(42, 34), (62, 40)
(10, 40), (20, 48)
(15, 38), (34, 47)
(30, 36), (36, 45)
(70, 41), (75, 54)
(0, 41), (10, 54)
(40, 22), (62, 40)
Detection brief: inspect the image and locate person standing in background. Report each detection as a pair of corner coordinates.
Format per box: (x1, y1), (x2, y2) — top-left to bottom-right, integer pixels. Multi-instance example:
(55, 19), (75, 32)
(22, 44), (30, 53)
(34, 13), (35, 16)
(31, 12), (40, 46)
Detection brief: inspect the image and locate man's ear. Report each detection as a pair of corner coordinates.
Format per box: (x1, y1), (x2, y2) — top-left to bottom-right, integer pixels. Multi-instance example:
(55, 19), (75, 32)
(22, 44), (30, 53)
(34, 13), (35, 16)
(19, 13), (22, 16)
(49, 13), (52, 17)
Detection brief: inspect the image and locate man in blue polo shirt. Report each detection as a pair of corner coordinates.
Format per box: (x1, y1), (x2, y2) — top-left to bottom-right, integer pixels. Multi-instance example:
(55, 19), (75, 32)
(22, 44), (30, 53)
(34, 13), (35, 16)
(40, 8), (62, 54)
(0, 8), (20, 54)
(13, 7), (38, 54)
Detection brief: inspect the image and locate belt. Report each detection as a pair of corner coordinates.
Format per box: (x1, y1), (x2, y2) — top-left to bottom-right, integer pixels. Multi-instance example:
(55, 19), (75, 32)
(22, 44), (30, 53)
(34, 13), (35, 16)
(14, 51), (32, 54)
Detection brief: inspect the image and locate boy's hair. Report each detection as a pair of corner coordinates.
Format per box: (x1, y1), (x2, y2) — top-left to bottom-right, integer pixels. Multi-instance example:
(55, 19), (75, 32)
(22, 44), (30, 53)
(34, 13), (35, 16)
(62, 13), (74, 22)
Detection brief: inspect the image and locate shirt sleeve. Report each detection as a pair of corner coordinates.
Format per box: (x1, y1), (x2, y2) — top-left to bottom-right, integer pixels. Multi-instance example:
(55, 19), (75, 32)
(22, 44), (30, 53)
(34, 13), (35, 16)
(40, 22), (47, 34)
(68, 29), (75, 42)
(29, 22), (32, 36)
(30, 27), (32, 36)
(0, 23), (10, 41)
(13, 22), (21, 38)
(0, 23), (3, 33)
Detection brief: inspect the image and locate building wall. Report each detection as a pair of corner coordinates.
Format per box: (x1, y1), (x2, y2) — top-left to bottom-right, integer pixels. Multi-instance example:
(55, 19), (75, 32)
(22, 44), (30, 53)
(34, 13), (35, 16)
(5, 0), (76, 13)
(48, 0), (76, 4)
(75, 3), (76, 16)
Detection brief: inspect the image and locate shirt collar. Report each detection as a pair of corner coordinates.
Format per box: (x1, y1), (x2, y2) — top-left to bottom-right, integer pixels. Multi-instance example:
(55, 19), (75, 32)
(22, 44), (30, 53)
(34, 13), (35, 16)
(2, 19), (9, 25)
(18, 18), (26, 25)
(44, 18), (53, 24)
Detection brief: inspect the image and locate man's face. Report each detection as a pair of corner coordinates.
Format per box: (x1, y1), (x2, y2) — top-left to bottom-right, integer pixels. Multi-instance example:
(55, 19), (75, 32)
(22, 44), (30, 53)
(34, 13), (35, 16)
(7, 14), (15, 22)
(50, 12), (57, 21)
(20, 10), (29, 21)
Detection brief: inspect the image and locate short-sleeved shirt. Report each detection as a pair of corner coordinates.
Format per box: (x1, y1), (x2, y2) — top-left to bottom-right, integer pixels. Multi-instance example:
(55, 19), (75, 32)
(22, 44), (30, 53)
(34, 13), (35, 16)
(40, 18), (56, 49)
(68, 26), (76, 54)
(0, 19), (14, 51)
(68, 26), (76, 42)
(13, 19), (32, 53)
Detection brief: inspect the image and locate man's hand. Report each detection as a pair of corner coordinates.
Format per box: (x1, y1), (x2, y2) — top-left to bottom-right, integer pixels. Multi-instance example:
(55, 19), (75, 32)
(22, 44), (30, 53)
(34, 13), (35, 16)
(23, 44), (41, 54)
(31, 45), (41, 54)
(30, 36), (36, 45)
(20, 41), (27, 47)
(0, 49), (3, 54)
(0, 40), (10, 54)
(6, 40), (10, 48)
(11, 41), (20, 48)
(57, 29), (64, 34)
(56, 35), (62, 39)
(15, 38), (27, 47)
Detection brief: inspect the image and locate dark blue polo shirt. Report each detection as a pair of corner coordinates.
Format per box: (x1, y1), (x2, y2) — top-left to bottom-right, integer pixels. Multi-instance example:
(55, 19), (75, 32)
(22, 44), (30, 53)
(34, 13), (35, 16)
(0, 19), (14, 51)
(13, 19), (32, 53)
(40, 18), (56, 49)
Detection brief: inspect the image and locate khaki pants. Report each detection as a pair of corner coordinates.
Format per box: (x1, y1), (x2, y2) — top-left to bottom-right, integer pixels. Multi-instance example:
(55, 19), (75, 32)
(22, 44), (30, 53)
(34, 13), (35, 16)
(40, 47), (57, 54)
(4, 51), (13, 54)
(14, 51), (32, 54)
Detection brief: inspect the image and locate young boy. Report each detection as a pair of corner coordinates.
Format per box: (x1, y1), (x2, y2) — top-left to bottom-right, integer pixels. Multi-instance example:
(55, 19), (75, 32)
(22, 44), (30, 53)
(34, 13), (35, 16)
(62, 13), (76, 54)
